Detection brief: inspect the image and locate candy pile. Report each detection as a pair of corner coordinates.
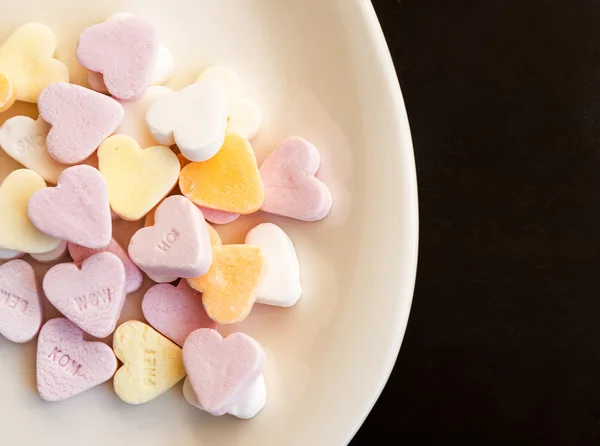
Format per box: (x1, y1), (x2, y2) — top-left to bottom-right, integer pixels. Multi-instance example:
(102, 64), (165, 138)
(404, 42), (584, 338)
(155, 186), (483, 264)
(0, 14), (332, 419)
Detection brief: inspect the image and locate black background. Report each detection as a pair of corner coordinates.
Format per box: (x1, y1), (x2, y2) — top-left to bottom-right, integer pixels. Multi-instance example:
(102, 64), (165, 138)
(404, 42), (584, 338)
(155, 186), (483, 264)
(352, 1), (600, 444)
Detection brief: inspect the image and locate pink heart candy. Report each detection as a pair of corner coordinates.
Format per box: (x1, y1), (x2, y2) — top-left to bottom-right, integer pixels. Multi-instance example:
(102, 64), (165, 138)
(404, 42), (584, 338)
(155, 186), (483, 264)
(259, 136), (333, 221)
(198, 206), (240, 225)
(128, 195), (212, 278)
(142, 280), (216, 347)
(28, 165), (112, 249)
(43, 252), (126, 338)
(68, 238), (143, 295)
(0, 260), (43, 343)
(38, 82), (124, 165)
(36, 318), (117, 401)
(183, 328), (265, 416)
(76, 15), (159, 100)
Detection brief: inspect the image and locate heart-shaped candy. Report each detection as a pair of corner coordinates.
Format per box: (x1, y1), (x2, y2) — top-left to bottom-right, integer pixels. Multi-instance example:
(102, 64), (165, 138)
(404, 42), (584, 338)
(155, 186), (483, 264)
(76, 15), (159, 100)
(38, 83), (124, 165)
(0, 117), (65, 184)
(36, 318), (117, 402)
(28, 165), (112, 249)
(68, 238), (143, 295)
(0, 260), (43, 343)
(142, 280), (215, 347)
(200, 207), (240, 225)
(0, 72), (16, 112)
(183, 328), (265, 416)
(183, 374), (267, 419)
(146, 81), (228, 162)
(196, 66), (262, 140)
(0, 169), (61, 254)
(260, 136), (332, 221)
(0, 23), (69, 103)
(98, 135), (180, 221)
(113, 320), (186, 404)
(245, 223), (302, 307)
(43, 252), (126, 338)
(179, 133), (264, 214)
(129, 195), (212, 278)
(116, 86), (172, 148)
(187, 245), (265, 324)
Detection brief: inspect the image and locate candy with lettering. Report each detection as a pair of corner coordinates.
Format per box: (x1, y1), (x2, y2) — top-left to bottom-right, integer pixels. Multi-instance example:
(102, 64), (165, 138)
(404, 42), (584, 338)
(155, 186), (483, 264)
(260, 136), (332, 221)
(0, 169), (61, 254)
(68, 238), (143, 295)
(36, 318), (117, 401)
(43, 252), (126, 338)
(28, 165), (112, 249)
(0, 116), (65, 184)
(142, 280), (216, 347)
(0, 260), (43, 343)
(113, 320), (186, 404)
(38, 82), (124, 165)
(129, 195), (212, 278)
(183, 329), (265, 416)
(245, 223), (302, 307)
(183, 374), (267, 419)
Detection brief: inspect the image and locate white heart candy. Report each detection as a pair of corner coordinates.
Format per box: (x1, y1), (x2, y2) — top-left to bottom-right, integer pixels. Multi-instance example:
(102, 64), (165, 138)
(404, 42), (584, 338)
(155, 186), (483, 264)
(245, 223), (301, 307)
(0, 116), (65, 184)
(182, 374), (266, 419)
(146, 81), (228, 162)
(116, 86), (173, 148)
(196, 66), (262, 140)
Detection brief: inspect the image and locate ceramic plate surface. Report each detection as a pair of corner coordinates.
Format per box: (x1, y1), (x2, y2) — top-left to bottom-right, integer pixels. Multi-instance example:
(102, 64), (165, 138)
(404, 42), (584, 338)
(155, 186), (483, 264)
(0, 0), (418, 444)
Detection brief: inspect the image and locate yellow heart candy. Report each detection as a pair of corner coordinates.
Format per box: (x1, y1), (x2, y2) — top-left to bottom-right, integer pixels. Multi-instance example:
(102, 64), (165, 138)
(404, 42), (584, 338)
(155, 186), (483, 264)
(0, 23), (69, 103)
(187, 245), (265, 324)
(98, 135), (180, 221)
(113, 321), (186, 405)
(144, 200), (222, 246)
(0, 169), (60, 253)
(0, 72), (16, 112)
(179, 133), (264, 214)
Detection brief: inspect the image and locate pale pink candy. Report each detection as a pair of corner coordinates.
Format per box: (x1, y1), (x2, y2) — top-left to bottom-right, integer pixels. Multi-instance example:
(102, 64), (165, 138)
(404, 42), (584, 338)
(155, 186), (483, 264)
(76, 15), (159, 100)
(88, 71), (108, 94)
(36, 318), (117, 402)
(43, 252), (126, 338)
(198, 206), (240, 225)
(0, 260), (43, 343)
(68, 238), (142, 295)
(183, 328), (265, 416)
(28, 165), (112, 249)
(38, 83), (124, 165)
(142, 280), (215, 347)
(128, 196), (212, 278)
(260, 136), (333, 221)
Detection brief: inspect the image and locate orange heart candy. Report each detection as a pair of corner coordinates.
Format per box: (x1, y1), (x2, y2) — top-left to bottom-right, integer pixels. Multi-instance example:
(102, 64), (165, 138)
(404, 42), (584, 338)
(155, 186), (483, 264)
(187, 245), (264, 324)
(179, 133), (264, 214)
(0, 72), (16, 112)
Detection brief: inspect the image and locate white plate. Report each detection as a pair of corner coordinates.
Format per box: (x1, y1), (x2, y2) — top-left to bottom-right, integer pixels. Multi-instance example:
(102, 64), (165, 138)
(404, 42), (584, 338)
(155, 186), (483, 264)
(0, 0), (418, 444)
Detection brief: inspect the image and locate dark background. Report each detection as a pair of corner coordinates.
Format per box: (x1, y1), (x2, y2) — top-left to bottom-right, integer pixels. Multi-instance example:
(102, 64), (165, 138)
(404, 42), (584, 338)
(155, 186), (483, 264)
(352, 0), (600, 444)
